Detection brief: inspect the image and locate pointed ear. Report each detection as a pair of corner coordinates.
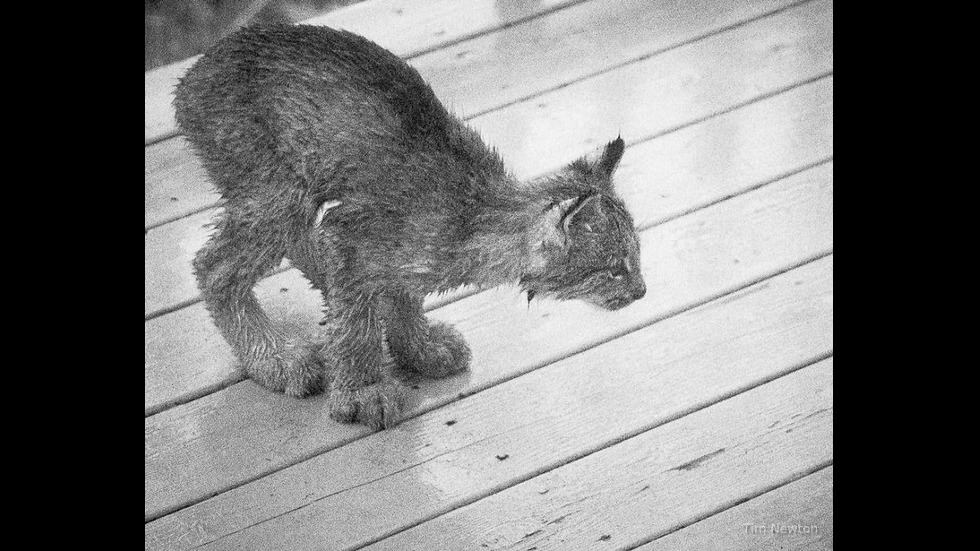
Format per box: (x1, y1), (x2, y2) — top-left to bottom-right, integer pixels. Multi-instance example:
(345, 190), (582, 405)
(560, 194), (602, 235)
(531, 196), (579, 249)
(578, 136), (625, 178)
(530, 195), (601, 250)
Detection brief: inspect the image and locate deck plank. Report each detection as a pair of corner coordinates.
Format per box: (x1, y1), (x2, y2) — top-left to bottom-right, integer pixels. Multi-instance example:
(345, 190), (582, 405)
(144, 263), (477, 416)
(147, 256), (833, 551)
(144, 0), (833, 317)
(637, 466), (833, 551)
(144, 0), (584, 145)
(144, 136), (219, 229)
(144, 0), (814, 229)
(360, 359), (833, 551)
(144, 269), (314, 416)
(144, 163), (833, 521)
(144, 77), (833, 416)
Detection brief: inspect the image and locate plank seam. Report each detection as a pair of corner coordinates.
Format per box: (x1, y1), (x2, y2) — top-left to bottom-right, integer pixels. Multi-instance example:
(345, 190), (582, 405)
(143, 73), (833, 323)
(143, 0), (599, 147)
(343, 356), (833, 550)
(145, 201), (226, 233)
(372, 0), (597, 61)
(422, 251), (834, 406)
(191, 422), (542, 547)
(622, 461), (834, 550)
(644, 154), (833, 230)
(144, 0), (823, 231)
(144, 157), (833, 419)
(145, 68), (832, 234)
(145, 129), (180, 148)
(462, 0), (818, 121)
(146, 252), (833, 522)
(144, 373), (244, 418)
(144, 262), (293, 323)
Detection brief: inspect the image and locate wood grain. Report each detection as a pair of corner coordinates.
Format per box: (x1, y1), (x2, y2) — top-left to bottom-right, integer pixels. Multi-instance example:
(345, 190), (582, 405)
(144, 265), (477, 416)
(147, 256), (833, 551)
(144, 0), (833, 317)
(472, 0), (833, 179)
(144, 0), (584, 144)
(145, 56), (197, 144)
(636, 466), (833, 550)
(144, 0), (811, 227)
(145, 1), (835, 546)
(144, 78), (833, 416)
(359, 359), (833, 551)
(144, 136), (219, 229)
(144, 164), (833, 520)
(144, 208), (215, 318)
(144, 269), (313, 416)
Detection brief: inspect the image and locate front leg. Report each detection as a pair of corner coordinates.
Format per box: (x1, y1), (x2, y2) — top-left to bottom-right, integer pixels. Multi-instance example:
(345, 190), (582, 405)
(386, 291), (471, 378)
(322, 289), (407, 429)
(194, 214), (325, 397)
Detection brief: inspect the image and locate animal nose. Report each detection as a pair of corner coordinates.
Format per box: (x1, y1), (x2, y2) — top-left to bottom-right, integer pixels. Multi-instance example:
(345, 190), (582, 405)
(630, 281), (646, 300)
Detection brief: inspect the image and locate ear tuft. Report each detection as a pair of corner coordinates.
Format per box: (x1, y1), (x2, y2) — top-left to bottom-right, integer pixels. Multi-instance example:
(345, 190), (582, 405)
(576, 136), (626, 179)
(598, 136), (625, 177)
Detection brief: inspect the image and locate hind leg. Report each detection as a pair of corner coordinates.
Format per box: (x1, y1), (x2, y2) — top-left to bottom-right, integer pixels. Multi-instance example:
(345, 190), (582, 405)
(386, 291), (471, 378)
(194, 211), (325, 397)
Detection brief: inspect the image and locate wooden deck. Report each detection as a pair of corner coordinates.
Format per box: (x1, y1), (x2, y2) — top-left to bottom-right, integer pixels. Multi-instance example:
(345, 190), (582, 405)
(144, 1), (833, 549)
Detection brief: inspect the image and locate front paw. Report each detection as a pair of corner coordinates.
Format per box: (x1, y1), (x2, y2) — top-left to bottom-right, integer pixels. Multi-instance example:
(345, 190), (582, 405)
(245, 340), (326, 398)
(408, 322), (471, 378)
(327, 378), (407, 429)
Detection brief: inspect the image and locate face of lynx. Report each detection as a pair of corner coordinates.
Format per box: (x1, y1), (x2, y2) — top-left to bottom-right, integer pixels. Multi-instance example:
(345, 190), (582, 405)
(523, 191), (645, 310)
(522, 138), (646, 311)
(567, 195), (645, 310)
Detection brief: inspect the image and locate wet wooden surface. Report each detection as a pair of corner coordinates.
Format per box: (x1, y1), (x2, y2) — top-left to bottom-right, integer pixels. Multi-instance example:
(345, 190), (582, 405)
(144, 0), (584, 145)
(145, 0), (830, 315)
(144, 0), (834, 549)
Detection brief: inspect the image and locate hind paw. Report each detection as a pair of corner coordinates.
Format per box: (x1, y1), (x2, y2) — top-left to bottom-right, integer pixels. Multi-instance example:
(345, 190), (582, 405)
(246, 340), (326, 397)
(405, 322), (471, 378)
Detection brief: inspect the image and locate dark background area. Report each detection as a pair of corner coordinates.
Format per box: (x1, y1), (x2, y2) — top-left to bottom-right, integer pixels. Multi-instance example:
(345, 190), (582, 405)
(145, 0), (365, 71)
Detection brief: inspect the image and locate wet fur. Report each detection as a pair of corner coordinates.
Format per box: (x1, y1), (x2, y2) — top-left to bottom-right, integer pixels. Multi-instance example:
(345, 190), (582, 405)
(174, 25), (646, 429)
